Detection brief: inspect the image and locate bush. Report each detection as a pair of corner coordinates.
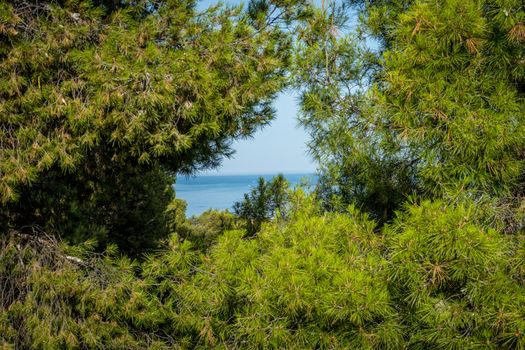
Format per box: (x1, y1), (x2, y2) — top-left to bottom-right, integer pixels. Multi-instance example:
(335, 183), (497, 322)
(142, 192), (403, 348)
(2, 196), (525, 349)
(385, 200), (525, 349)
(0, 230), (170, 349)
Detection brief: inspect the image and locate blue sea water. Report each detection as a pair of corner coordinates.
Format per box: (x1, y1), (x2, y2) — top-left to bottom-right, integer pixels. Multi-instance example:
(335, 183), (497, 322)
(175, 173), (317, 217)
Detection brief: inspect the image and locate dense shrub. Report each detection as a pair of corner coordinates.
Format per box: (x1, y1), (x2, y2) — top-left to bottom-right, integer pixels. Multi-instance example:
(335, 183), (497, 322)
(3, 196), (524, 349)
(2, 163), (176, 256)
(0, 230), (168, 349)
(385, 200), (525, 349)
(162, 194), (402, 348)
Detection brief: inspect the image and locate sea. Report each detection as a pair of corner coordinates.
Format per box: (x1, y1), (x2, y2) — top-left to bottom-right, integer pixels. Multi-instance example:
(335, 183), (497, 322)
(175, 173), (317, 217)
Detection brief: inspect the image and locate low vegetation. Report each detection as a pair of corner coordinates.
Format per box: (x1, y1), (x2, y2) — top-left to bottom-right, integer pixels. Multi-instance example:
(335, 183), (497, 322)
(2, 195), (525, 348)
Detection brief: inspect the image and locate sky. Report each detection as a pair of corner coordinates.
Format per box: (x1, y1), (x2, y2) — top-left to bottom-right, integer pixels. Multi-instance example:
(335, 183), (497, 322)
(202, 92), (316, 175)
(196, 0), (317, 176)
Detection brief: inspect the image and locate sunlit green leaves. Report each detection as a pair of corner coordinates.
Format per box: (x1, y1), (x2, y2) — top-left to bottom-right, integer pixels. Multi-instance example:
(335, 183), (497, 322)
(0, 0), (303, 204)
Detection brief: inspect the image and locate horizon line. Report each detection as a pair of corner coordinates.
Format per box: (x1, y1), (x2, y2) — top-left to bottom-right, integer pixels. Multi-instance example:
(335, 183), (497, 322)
(180, 171), (318, 177)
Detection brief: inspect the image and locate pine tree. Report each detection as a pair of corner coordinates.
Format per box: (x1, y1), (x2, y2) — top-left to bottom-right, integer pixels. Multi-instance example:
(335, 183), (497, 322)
(233, 174), (290, 235)
(295, 3), (420, 221)
(296, 0), (524, 218)
(375, 0), (525, 197)
(0, 0), (310, 251)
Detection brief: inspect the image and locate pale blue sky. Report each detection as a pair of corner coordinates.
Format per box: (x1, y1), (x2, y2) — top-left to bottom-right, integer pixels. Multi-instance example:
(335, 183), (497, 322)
(202, 92), (316, 175)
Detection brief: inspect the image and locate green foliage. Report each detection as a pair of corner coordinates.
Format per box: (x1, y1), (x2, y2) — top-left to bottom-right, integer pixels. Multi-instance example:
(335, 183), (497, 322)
(0, 0), (297, 198)
(0, 0), (310, 252)
(233, 174), (290, 235)
(377, 0), (525, 196)
(1, 193), (400, 349)
(385, 200), (525, 349)
(165, 193), (243, 252)
(0, 230), (168, 349)
(4, 196), (525, 349)
(177, 208), (243, 252)
(1, 0), (525, 348)
(295, 0), (525, 345)
(295, 4), (420, 221)
(177, 194), (402, 349)
(296, 0), (525, 219)
(2, 163), (175, 255)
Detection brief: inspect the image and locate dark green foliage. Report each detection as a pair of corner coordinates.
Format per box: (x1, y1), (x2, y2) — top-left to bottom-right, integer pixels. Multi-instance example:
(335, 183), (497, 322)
(2, 162), (175, 255)
(233, 174), (290, 235)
